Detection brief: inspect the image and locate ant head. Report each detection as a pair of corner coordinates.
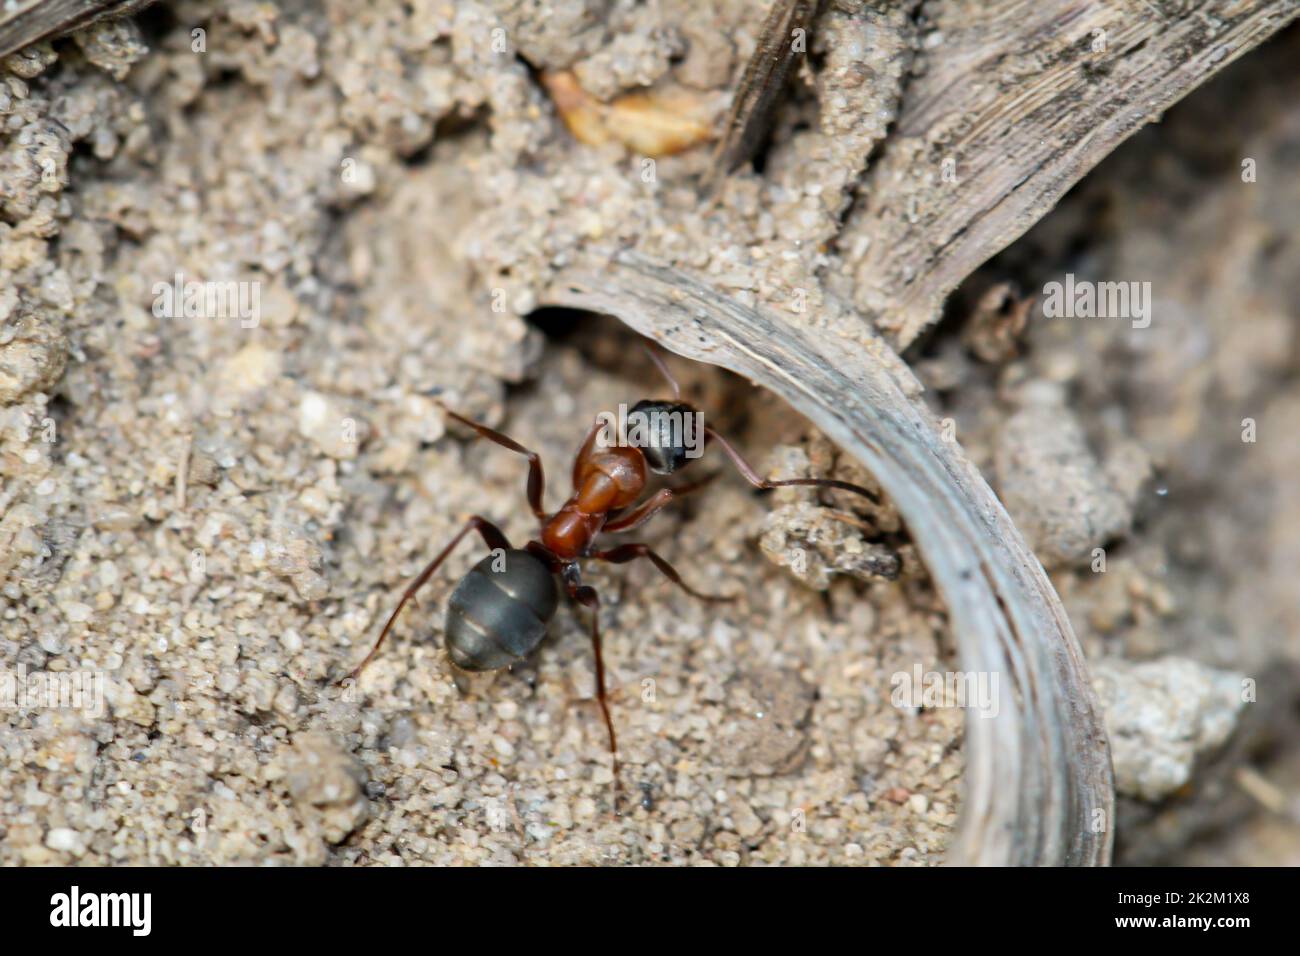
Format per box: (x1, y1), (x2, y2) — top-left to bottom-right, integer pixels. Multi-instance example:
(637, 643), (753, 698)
(628, 399), (704, 475)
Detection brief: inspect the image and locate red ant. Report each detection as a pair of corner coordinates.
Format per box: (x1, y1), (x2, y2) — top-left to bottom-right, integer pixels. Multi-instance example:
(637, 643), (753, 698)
(345, 350), (877, 800)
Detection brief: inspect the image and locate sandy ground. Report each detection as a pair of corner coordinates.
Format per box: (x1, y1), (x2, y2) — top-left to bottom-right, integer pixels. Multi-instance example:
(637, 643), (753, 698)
(1, 3), (1297, 865)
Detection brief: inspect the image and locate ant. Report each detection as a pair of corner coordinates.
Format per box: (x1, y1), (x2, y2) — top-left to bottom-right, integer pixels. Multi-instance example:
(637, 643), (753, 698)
(345, 349), (878, 802)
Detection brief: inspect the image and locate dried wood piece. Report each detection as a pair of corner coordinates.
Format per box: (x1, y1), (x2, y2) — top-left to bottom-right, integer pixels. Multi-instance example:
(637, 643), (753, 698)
(838, 0), (1300, 349)
(548, 251), (1115, 866)
(0, 0), (151, 60)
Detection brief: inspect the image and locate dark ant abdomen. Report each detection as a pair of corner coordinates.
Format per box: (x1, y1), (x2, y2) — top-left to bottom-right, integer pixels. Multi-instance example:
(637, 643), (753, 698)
(445, 549), (558, 671)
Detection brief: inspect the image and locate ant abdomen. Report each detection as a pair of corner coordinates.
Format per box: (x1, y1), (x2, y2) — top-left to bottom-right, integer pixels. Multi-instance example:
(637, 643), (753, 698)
(445, 549), (558, 671)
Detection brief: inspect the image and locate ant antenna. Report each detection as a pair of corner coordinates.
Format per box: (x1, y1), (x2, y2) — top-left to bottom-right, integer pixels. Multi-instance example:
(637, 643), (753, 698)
(642, 343), (681, 400)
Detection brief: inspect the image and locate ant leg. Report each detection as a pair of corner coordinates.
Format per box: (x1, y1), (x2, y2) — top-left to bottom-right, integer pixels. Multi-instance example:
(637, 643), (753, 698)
(343, 515), (510, 684)
(438, 402), (548, 520)
(601, 472), (717, 533)
(705, 426), (880, 502)
(565, 579), (621, 805)
(590, 543), (736, 602)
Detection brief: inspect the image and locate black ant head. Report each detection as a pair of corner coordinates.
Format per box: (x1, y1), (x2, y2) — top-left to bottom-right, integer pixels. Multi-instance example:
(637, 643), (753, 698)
(627, 399), (705, 475)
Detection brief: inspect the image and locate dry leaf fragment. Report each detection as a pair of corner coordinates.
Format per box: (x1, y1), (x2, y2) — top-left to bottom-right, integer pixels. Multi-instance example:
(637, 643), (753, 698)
(541, 70), (712, 157)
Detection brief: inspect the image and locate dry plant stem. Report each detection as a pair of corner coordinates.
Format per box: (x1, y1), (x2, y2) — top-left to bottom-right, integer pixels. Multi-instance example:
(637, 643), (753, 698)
(549, 251), (1114, 866)
(0, 0), (151, 58)
(705, 0), (817, 191)
(844, 0), (1300, 348)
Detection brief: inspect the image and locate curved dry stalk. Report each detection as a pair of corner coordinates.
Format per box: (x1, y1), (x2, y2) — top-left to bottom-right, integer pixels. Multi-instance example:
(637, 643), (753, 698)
(548, 251), (1114, 866)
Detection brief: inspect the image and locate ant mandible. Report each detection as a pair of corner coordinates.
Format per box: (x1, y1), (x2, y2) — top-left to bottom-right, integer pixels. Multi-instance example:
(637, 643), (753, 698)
(344, 349), (878, 795)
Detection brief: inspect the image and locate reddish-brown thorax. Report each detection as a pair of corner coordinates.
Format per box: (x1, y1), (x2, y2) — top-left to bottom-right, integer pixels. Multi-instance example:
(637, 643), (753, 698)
(541, 444), (647, 559)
